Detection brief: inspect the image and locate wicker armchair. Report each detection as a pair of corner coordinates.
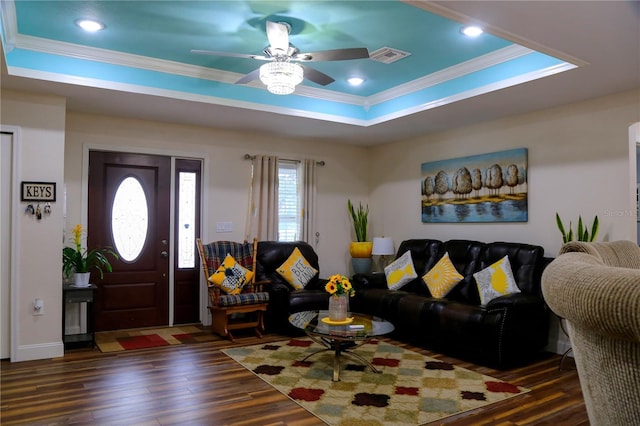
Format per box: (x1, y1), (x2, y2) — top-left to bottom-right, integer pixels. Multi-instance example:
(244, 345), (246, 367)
(196, 238), (269, 341)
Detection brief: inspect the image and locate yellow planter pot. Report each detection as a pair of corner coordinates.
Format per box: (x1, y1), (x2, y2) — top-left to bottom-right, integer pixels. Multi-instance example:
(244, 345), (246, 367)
(349, 241), (373, 258)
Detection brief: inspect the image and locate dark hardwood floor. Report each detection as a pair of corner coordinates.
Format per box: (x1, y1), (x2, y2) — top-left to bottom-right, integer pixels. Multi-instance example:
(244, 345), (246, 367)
(1, 330), (588, 425)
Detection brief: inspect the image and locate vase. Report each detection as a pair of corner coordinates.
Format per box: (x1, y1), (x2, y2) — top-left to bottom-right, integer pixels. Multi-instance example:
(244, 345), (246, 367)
(351, 257), (372, 275)
(74, 272), (91, 287)
(328, 294), (349, 321)
(349, 241), (373, 258)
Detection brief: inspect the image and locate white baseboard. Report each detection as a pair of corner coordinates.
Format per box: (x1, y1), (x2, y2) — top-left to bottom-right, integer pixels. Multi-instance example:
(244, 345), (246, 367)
(13, 341), (64, 362)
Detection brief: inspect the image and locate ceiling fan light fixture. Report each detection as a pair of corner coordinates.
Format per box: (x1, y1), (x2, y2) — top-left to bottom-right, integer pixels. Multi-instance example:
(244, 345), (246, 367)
(259, 61), (304, 95)
(347, 77), (365, 86)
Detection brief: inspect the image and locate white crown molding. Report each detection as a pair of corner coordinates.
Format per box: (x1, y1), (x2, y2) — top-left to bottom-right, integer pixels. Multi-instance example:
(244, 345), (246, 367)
(367, 62), (577, 126)
(368, 44), (534, 106)
(6, 65), (371, 127)
(0, 0), (17, 52)
(11, 33), (367, 106)
(3, 2), (579, 125)
(9, 34), (547, 110)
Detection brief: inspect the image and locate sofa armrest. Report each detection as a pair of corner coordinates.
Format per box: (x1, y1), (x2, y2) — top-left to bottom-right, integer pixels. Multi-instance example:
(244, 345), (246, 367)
(486, 292), (546, 310)
(351, 272), (388, 290)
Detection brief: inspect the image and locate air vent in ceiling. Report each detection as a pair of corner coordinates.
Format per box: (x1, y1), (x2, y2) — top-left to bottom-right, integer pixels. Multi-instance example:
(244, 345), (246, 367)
(370, 47), (412, 64)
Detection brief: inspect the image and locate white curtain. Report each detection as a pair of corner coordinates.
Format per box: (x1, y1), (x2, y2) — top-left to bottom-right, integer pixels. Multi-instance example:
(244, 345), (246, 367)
(301, 159), (318, 247)
(247, 155), (279, 241)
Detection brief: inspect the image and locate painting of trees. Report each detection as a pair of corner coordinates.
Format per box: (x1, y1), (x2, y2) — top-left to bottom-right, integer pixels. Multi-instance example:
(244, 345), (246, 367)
(420, 148), (528, 223)
(434, 171), (449, 200)
(452, 167), (473, 199)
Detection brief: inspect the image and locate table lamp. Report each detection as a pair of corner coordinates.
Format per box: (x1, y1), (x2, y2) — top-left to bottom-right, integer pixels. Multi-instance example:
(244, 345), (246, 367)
(372, 237), (394, 272)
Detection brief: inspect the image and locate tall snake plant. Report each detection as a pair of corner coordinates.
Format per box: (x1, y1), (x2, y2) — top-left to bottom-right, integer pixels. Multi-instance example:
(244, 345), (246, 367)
(347, 199), (369, 242)
(556, 213), (599, 243)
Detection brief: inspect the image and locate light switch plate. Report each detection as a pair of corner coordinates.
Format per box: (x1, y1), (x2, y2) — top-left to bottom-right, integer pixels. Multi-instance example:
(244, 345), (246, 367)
(216, 221), (233, 233)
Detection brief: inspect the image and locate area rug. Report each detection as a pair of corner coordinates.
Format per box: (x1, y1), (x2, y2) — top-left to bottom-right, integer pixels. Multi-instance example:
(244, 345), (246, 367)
(96, 325), (218, 353)
(223, 338), (529, 426)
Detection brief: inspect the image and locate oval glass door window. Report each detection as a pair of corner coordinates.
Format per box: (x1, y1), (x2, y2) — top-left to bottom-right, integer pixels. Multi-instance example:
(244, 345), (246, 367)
(112, 176), (148, 262)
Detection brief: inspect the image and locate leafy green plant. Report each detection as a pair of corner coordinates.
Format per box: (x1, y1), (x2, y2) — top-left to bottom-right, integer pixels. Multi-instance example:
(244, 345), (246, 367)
(62, 224), (118, 278)
(347, 199), (369, 242)
(555, 213), (599, 243)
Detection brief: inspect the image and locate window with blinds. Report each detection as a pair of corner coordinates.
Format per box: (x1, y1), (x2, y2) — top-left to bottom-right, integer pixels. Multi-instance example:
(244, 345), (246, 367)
(278, 161), (300, 242)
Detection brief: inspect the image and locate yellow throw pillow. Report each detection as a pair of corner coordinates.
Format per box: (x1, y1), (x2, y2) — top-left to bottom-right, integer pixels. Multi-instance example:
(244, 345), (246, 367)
(422, 252), (463, 298)
(473, 255), (520, 305)
(384, 250), (418, 290)
(208, 254), (254, 295)
(276, 247), (318, 290)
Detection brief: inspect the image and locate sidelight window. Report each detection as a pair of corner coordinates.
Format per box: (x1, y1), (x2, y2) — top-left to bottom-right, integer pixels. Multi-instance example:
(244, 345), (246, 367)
(177, 171), (196, 268)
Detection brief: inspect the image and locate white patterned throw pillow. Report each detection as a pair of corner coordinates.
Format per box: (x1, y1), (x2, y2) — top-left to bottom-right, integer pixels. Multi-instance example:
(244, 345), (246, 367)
(384, 250), (418, 290)
(473, 255), (520, 305)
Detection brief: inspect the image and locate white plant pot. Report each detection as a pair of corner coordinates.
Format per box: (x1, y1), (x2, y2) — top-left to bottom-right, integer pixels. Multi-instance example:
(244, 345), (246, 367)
(74, 272), (91, 287)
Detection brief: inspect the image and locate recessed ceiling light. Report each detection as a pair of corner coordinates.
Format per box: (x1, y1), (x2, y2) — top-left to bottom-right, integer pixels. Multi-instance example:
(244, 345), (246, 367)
(461, 26), (483, 37)
(347, 77), (364, 86)
(76, 19), (105, 32)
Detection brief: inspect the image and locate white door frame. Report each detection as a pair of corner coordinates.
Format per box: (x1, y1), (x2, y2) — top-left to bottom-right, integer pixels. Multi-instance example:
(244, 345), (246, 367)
(81, 144), (209, 326)
(630, 122), (640, 243)
(1, 125), (22, 361)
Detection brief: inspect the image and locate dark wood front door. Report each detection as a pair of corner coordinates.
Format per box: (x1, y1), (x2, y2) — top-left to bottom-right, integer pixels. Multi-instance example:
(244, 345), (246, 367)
(89, 151), (171, 331)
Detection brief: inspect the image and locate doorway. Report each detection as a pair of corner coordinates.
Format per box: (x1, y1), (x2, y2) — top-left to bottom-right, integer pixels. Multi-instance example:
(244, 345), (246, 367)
(88, 151), (201, 331)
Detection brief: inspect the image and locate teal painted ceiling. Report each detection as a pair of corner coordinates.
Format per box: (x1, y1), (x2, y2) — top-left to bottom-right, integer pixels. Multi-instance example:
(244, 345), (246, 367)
(0, 0), (578, 127)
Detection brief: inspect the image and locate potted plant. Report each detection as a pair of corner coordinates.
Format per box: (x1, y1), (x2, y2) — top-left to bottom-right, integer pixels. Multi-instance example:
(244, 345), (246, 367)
(63, 224), (118, 287)
(347, 199), (372, 256)
(555, 213), (599, 243)
(347, 199), (372, 273)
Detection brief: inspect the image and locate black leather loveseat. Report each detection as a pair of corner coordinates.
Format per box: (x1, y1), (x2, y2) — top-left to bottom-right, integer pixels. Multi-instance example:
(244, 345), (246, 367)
(350, 239), (551, 368)
(255, 241), (330, 333)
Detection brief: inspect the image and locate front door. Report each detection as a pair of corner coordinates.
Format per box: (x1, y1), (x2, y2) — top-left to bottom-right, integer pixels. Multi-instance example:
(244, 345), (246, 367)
(89, 151), (171, 331)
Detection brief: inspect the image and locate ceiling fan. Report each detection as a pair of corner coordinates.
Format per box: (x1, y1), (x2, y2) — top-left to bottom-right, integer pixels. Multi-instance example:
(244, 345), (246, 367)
(191, 21), (369, 94)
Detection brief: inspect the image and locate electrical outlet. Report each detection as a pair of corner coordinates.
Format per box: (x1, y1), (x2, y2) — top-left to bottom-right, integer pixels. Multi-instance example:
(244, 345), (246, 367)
(216, 221), (233, 233)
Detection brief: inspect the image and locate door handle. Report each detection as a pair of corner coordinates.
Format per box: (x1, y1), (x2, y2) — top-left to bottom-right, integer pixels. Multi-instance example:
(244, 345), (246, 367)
(160, 251), (168, 258)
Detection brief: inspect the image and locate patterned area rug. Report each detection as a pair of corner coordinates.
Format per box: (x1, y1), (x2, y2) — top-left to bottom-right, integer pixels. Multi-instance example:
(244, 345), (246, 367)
(223, 338), (529, 426)
(96, 325), (218, 352)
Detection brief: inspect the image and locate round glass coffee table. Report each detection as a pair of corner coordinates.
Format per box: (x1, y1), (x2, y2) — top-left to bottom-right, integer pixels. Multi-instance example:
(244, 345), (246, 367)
(288, 310), (395, 381)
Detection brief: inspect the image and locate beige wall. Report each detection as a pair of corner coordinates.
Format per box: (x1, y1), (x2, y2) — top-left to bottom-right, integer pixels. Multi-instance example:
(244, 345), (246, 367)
(369, 89), (640, 353)
(3, 87), (639, 361)
(369, 90), (640, 256)
(1, 91), (66, 361)
(64, 113), (371, 277)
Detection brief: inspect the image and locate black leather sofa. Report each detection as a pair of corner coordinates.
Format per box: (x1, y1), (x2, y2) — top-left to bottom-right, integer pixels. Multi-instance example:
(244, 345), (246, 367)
(255, 238), (550, 369)
(255, 240), (329, 333)
(350, 239), (551, 368)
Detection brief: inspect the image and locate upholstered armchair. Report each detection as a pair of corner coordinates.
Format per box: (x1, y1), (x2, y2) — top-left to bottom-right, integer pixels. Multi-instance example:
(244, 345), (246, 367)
(196, 238), (270, 341)
(542, 240), (640, 426)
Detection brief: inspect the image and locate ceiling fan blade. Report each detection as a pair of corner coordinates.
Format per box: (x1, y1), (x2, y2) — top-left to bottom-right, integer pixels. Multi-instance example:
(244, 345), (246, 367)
(235, 68), (261, 85)
(191, 49), (269, 61)
(295, 47), (369, 62)
(301, 65), (335, 86)
(266, 21), (290, 54)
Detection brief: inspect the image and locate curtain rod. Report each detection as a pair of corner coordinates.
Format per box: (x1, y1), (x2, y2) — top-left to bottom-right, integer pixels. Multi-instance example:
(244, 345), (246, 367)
(244, 154), (325, 166)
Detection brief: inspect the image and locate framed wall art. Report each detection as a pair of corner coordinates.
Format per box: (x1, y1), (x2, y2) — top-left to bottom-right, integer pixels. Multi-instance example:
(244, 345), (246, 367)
(421, 148), (528, 223)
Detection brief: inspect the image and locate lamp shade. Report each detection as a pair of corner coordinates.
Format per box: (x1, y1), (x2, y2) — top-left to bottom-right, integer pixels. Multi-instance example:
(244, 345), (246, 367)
(372, 237), (394, 256)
